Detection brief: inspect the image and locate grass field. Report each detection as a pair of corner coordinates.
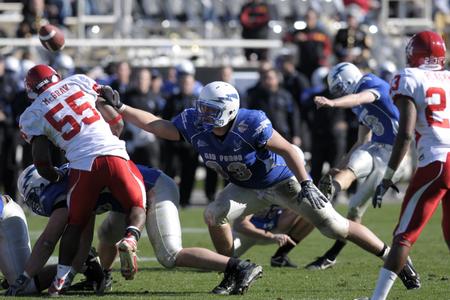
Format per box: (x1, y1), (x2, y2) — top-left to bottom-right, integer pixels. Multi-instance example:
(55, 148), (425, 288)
(22, 203), (448, 300)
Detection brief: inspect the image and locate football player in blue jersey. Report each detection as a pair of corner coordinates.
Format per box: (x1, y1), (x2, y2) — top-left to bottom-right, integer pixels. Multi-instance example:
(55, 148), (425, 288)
(233, 206), (314, 268)
(304, 63), (418, 288)
(102, 80), (419, 294)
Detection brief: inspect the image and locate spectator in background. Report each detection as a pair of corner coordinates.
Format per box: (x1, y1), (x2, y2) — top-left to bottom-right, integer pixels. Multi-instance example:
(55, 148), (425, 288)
(244, 60), (272, 108)
(333, 8), (371, 65)
(239, 0), (271, 61)
(377, 60), (397, 83)
(246, 68), (301, 145)
(52, 53), (75, 78)
(277, 54), (310, 149)
(305, 67), (347, 184)
(124, 68), (163, 168)
(110, 61), (131, 99)
(18, 0), (44, 37)
(149, 69), (166, 109)
(162, 61), (203, 98)
(286, 8), (331, 81)
(161, 73), (199, 207)
(0, 56), (24, 197)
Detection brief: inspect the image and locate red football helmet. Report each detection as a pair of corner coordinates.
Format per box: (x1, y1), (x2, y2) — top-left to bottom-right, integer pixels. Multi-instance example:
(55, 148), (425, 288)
(25, 64), (60, 99)
(406, 31), (446, 69)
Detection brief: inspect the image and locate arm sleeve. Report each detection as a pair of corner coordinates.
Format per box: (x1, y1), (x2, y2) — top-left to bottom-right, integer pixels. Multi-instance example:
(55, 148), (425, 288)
(19, 109), (44, 143)
(171, 109), (192, 143)
(250, 110), (273, 148)
(390, 70), (418, 101)
(72, 74), (100, 97)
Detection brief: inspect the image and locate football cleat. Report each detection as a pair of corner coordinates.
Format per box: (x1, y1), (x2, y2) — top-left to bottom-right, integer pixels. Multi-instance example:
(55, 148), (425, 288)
(398, 257), (421, 290)
(103, 269), (113, 292)
(318, 174), (335, 202)
(231, 260), (263, 295)
(116, 236), (138, 280)
(48, 277), (65, 297)
(211, 272), (235, 295)
(305, 256), (336, 270)
(270, 255), (298, 268)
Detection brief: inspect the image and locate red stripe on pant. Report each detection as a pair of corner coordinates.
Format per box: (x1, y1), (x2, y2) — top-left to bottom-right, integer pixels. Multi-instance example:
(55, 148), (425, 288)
(394, 152), (450, 245)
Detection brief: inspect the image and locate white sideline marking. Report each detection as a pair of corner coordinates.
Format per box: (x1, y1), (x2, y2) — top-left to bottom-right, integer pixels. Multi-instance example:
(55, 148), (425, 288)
(29, 227), (208, 238)
(47, 256), (158, 264)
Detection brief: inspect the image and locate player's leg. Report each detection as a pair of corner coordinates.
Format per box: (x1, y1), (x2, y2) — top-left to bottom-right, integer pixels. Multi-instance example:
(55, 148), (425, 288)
(204, 183), (269, 256)
(371, 161), (446, 299)
(107, 158), (146, 280)
(50, 166), (105, 295)
(270, 210), (314, 267)
(0, 199), (41, 295)
(442, 191), (450, 251)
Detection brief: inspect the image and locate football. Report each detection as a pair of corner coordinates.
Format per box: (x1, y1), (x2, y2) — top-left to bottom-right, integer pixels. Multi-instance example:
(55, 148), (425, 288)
(38, 24), (65, 52)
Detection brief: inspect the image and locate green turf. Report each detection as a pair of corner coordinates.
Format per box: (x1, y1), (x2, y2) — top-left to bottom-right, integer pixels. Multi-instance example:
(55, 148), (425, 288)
(22, 203), (449, 299)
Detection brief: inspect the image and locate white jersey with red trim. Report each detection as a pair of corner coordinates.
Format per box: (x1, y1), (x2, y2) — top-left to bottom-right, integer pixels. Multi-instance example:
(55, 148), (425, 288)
(19, 74), (129, 171)
(390, 67), (450, 167)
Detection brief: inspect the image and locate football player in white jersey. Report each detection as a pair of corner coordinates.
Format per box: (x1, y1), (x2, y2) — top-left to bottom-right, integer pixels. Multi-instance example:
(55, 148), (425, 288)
(19, 65), (146, 295)
(366, 31), (450, 300)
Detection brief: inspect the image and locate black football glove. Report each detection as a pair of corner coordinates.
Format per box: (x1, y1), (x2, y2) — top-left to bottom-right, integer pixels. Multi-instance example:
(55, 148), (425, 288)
(372, 179), (399, 208)
(98, 86), (123, 111)
(299, 180), (328, 209)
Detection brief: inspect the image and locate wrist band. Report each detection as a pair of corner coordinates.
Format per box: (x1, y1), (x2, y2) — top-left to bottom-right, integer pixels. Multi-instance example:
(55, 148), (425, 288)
(383, 167), (395, 180)
(107, 114), (123, 126)
(118, 104), (126, 113)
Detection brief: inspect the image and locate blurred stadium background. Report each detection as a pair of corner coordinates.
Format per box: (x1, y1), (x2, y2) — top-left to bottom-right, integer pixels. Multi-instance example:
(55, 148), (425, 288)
(0, 0), (447, 205)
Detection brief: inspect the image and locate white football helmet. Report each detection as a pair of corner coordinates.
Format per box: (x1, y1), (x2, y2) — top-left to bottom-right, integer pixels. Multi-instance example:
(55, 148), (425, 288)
(17, 164), (49, 204)
(327, 62), (363, 96)
(196, 81), (240, 129)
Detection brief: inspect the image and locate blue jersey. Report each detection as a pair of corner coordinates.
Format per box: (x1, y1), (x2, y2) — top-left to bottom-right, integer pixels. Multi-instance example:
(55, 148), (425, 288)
(250, 205), (283, 231)
(173, 108), (293, 189)
(351, 74), (399, 145)
(28, 165), (161, 217)
(0, 194), (4, 219)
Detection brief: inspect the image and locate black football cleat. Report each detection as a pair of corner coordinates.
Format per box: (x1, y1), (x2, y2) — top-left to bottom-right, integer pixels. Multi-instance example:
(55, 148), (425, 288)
(271, 255), (298, 268)
(398, 257), (421, 290)
(231, 260), (263, 295)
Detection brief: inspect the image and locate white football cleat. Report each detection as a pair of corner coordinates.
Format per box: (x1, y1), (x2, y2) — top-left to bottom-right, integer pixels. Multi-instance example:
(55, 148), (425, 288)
(116, 237), (138, 280)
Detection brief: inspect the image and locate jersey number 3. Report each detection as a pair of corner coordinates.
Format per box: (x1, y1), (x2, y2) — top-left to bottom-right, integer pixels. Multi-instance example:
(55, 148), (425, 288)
(425, 87), (450, 128)
(44, 91), (100, 140)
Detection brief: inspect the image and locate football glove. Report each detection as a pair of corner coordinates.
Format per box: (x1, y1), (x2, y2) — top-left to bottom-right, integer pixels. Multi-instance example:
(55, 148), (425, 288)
(372, 179), (399, 208)
(98, 86), (123, 112)
(5, 274), (31, 296)
(299, 180), (328, 209)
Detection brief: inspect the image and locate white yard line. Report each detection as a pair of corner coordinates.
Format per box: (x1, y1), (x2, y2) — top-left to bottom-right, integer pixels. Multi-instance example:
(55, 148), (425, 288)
(29, 227), (208, 238)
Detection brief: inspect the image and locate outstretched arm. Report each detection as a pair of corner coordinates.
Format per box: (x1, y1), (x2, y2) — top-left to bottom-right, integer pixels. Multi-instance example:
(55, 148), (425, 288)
(97, 85), (181, 141)
(120, 105), (181, 141)
(234, 215), (296, 246)
(315, 90), (377, 109)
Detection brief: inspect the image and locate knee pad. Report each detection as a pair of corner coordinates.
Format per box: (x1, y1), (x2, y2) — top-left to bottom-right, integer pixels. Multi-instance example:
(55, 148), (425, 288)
(317, 214), (350, 240)
(204, 201), (228, 226)
(147, 175), (183, 269)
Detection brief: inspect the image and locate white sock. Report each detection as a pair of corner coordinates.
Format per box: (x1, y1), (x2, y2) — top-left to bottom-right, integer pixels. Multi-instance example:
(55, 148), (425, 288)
(56, 264), (71, 280)
(371, 267), (397, 300)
